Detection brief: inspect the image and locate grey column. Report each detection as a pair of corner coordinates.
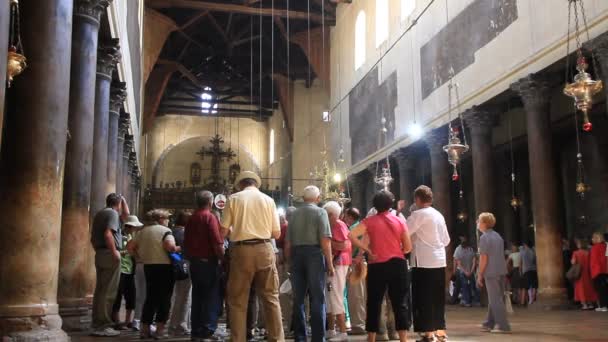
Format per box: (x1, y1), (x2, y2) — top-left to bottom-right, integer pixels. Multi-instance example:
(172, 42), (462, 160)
(348, 171), (369, 214)
(122, 138), (133, 205)
(58, 0), (111, 331)
(424, 127), (454, 276)
(116, 113), (130, 195)
(393, 149), (417, 206)
(91, 39), (120, 215)
(0, 0), (10, 150)
(0, 0), (73, 340)
(106, 81), (127, 194)
(511, 74), (566, 305)
(463, 106), (499, 216)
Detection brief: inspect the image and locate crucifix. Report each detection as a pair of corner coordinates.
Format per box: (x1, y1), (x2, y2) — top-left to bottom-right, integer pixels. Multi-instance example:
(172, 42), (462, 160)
(196, 134), (236, 184)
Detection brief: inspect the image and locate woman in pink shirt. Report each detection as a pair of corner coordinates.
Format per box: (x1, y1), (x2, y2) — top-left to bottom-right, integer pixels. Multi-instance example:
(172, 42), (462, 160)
(349, 190), (412, 342)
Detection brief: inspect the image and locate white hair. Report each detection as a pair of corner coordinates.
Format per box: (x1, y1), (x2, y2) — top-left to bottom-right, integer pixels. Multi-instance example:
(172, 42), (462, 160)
(323, 201), (342, 217)
(303, 185), (321, 201)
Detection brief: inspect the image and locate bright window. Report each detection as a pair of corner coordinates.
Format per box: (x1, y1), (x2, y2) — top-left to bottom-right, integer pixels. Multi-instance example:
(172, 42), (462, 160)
(201, 86), (218, 114)
(354, 11), (366, 70)
(401, 0), (415, 20)
(376, 0), (388, 47)
(269, 129), (275, 164)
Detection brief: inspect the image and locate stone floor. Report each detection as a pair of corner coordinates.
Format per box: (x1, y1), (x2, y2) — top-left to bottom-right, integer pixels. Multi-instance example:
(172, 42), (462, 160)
(70, 306), (608, 341)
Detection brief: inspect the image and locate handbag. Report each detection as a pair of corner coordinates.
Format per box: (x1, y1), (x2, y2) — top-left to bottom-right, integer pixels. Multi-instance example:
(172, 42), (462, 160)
(566, 263), (581, 282)
(163, 232), (189, 281)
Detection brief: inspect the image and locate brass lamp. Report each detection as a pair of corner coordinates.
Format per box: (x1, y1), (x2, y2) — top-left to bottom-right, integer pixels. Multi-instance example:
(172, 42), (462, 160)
(563, 53), (602, 132)
(374, 164), (394, 191)
(7, 0), (26, 87)
(443, 127), (469, 181)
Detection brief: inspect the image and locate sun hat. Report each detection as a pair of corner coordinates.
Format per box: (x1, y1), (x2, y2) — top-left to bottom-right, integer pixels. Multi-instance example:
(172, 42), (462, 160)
(234, 170), (262, 189)
(123, 215), (144, 227)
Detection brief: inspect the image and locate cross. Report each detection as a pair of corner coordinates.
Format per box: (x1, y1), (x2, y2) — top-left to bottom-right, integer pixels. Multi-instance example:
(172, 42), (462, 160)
(196, 134), (236, 184)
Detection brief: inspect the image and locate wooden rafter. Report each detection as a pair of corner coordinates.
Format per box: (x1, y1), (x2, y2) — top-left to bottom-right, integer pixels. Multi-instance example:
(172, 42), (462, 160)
(147, 0), (334, 24)
(179, 11), (208, 30)
(207, 13), (230, 45)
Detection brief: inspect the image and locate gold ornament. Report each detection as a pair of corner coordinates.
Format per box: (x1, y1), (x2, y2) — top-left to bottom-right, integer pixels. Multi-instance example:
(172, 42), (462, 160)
(563, 54), (602, 132)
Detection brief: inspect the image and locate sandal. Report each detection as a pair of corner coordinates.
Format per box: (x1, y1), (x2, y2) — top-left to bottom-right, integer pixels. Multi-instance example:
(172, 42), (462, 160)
(416, 336), (435, 342)
(435, 335), (449, 342)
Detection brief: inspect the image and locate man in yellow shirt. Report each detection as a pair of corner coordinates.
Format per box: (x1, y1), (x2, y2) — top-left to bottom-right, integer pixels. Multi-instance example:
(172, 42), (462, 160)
(221, 171), (284, 342)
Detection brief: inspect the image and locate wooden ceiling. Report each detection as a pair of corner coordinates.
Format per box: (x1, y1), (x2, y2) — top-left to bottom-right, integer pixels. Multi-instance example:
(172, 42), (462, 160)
(145, 0), (347, 126)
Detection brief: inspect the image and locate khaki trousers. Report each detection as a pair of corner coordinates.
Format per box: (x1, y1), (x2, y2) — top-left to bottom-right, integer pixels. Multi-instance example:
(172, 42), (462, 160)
(92, 249), (121, 328)
(348, 279), (366, 331)
(228, 242), (284, 342)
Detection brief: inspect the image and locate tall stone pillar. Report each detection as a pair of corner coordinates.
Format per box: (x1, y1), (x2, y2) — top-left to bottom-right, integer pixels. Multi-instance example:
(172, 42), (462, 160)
(586, 32), (608, 115)
(0, 0), (73, 340)
(58, 0), (110, 331)
(348, 171), (368, 214)
(116, 113), (130, 195)
(91, 39), (120, 215)
(0, 0), (10, 150)
(122, 138), (133, 204)
(106, 81), (127, 193)
(425, 127), (454, 276)
(128, 152), (138, 207)
(463, 106), (499, 216)
(511, 74), (566, 304)
(393, 149), (417, 206)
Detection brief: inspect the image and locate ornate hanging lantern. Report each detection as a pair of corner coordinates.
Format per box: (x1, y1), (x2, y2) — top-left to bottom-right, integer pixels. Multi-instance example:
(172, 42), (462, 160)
(374, 163), (394, 191)
(575, 152), (590, 198)
(7, 0), (26, 87)
(563, 0), (603, 132)
(443, 83), (469, 181)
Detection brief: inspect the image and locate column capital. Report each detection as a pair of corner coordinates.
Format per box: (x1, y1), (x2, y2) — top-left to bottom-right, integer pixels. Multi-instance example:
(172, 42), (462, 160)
(74, 0), (111, 23)
(392, 148), (417, 171)
(349, 170), (369, 189)
(123, 135), (133, 157)
(463, 105), (500, 133)
(510, 73), (553, 109)
(584, 31), (608, 62)
(424, 126), (449, 156)
(109, 81), (127, 114)
(97, 39), (120, 79)
(118, 113), (130, 137)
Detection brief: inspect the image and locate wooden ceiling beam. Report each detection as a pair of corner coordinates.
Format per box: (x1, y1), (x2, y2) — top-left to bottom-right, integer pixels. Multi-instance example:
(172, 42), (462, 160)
(207, 13), (230, 45)
(179, 10), (209, 31)
(147, 0), (334, 24)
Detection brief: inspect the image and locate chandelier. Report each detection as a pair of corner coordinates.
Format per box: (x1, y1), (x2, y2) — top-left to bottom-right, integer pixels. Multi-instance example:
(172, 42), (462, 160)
(443, 82), (469, 181)
(374, 163), (394, 191)
(563, 0), (603, 132)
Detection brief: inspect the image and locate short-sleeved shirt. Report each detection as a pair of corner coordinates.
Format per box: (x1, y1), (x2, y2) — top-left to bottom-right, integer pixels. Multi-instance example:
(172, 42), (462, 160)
(221, 187), (280, 242)
(132, 224), (174, 265)
(287, 203), (332, 246)
(508, 252), (521, 268)
(184, 209), (223, 259)
(479, 229), (507, 277)
(590, 242), (608, 278)
(331, 220), (352, 265)
(407, 207), (450, 268)
(453, 245), (476, 272)
(91, 208), (121, 250)
(120, 234), (134, 274)
(520, 246), (537, 273)
(356, 211), (407, 264)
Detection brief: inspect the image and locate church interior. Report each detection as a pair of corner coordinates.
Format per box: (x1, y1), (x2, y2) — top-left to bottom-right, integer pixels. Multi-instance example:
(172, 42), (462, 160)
(1, 0), (608, 341)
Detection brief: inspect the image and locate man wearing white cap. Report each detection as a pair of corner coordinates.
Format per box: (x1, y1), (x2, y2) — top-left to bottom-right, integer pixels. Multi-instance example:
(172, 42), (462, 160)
(221, 171), (284, 342)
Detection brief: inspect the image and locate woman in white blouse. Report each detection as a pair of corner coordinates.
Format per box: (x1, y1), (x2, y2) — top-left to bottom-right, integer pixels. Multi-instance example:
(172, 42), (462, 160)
(407, 185), (450, 342)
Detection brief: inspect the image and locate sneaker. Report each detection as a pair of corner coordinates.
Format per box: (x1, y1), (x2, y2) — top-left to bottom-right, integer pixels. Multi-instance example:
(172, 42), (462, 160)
(329, 332), (348, 341)
(348, 327), (366, 335)
(490, 328), (511, 334)
(132, 320), (141, 331)
(480, 325), (492, 332)
(91, 327), (121, 337)
(595, 307), (608, 312)
(326, 330), (337, 339)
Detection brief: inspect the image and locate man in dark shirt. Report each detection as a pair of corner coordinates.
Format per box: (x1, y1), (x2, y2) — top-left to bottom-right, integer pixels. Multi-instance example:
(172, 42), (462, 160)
(90, 193), (130, 337)
(185, 191), (225, 340)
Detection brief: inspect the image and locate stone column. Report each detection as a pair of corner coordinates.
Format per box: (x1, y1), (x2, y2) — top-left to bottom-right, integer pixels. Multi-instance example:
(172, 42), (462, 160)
(127, 152), (137, 209)
(348, 171), (368, 214)
(511, 74), (566, 304)
(122, 138), (134, 204)
(424, 127), (454, 276)
(586, 32), (608, 115)
(0, 0), (73, 340)
(58, 0), (110, 331)
(393, 149), (417, 206)
(116, 113), (130, 195)
(0, 0), (10, 151)
(463, 106), (499, 216)
(106, 82), (127, 194)
(91, 39), (120, 215)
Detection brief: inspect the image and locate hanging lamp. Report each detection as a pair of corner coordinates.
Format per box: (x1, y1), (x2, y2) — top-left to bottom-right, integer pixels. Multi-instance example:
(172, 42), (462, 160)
(563, 0), (602, 132)
(442, 81), (469, 181)
(7, 0), (26, 87)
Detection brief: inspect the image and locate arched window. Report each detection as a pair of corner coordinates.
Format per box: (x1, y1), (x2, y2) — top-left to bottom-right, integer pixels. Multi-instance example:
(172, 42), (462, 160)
(354, 11), (366, 70)
(376, 0), (388, 47)
(401, 0), (415, 20)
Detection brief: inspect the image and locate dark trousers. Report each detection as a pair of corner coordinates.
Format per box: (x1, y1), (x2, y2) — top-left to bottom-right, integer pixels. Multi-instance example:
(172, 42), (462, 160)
(142, 264), (175, 324)
(593, 274), (608, 308)
(412, 267), (446, 332)
(112, 273), (136, 314)
(291, 246), (326, 342)
(190, 258), (222, 338)
(366, 258), (410, 333)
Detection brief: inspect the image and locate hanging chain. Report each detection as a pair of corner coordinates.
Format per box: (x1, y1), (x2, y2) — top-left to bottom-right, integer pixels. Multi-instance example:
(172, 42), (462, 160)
(508, 102), (516, 198)
(410, 31), (417, 124)
(454, 82), (468, 146)
(565, 1), (573, 84)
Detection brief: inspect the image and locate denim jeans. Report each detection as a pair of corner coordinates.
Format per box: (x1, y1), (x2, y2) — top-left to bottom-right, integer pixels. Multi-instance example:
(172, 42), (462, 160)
(458, 270), (479, 305)
(291, 246), (327, 342)
(190, 258), (221, 338)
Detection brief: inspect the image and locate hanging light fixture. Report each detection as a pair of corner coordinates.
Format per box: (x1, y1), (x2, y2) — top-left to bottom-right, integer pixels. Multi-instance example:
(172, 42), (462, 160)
(563, 0), (602, 132)
(443, 82), (469, 181)
(456, 187), (467, 223)
(7, 0), (26, 87)
(507, 103), (521, 210)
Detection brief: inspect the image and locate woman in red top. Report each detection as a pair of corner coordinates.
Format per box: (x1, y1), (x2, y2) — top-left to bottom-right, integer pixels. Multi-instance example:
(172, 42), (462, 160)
(590, 232), (608, 311)
(571, 238), (597, 310)
(349, 190), (412, 342)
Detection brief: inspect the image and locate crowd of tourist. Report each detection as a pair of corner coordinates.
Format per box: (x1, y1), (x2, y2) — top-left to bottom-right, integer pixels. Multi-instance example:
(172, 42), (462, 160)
(89, 171), (608, 341)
